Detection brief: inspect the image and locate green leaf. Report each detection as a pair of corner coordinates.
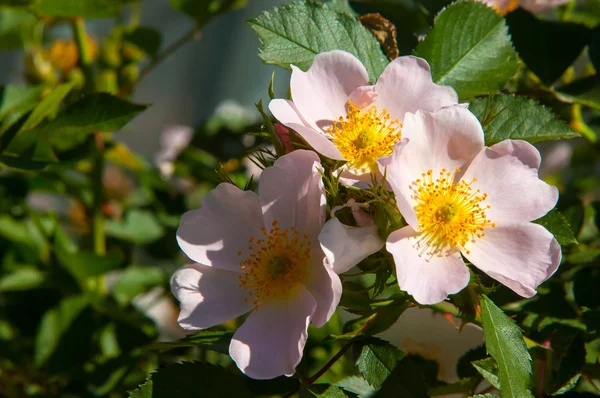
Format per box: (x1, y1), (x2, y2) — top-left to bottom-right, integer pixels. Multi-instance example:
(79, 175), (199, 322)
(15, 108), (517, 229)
(506, 9), (591, 85)
(335, 376), (376, 397)
(134, 362), (253, 398)
(0, 0), (33, 7)
(105, 209), (165, 244)
(35, 295), (91, 367)
(248, 1), (388, 82)
(0, 84), (43, 129)
(534, 210), (578, 246)
(468, 94), (579, 145)
(356, 339), (405, 389)
(555, 75), (600, 111)
(0, 9), (35, 50)
(304, 384), (354, 398)
(112, 266), (166, 305)
(414, 1), (518, 100)
(18, 82), (73, 132)
(124, 27), (162, 59)
(56, 247), (124, 285)
(37, 92), (148, 136)
(589, 26), (600, 71)
(339, 281), (371, 313)
(129, 380), (152, 398)
(427, 377), (479, 396)
(0, 214), (28, 243)
(0, 266), (45, 291)
(374, 357), (429, 398)
(37, 0), (122, 18)
(170, 0), (246, 25)
(480, 295), (533, 398)
(472, 358), (500, 389)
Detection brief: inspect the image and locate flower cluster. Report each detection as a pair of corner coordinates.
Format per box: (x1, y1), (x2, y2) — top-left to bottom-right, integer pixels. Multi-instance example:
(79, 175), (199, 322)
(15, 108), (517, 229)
(171, 51), (561, 379)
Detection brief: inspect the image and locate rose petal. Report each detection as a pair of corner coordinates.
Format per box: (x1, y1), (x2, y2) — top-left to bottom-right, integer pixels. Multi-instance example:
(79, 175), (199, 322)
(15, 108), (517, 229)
(171, 263), (252, 330)
(229, 286), (317, 379)
(290, 50), (369, 130)
(463, 222), (561, 298)
(177, 183), (264, 271)
(269, 99), (344, 160)
(319, 218), (384, 274)
(259, 150), (325, 239)
(373, 56), (458, 123)
(387, 226), (470, 304)
(303, 260), (342, 327)
(461, 140), (559, 222)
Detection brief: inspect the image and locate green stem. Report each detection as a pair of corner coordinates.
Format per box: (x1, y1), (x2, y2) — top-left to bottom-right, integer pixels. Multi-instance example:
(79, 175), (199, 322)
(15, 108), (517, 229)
(571, 104), (597, 144)
(92, 133), (106, 256)
(70, 17), (94, 87)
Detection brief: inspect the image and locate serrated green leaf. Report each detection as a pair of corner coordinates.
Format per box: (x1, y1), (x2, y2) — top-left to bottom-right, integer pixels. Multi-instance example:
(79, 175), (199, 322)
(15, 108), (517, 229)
(428, 377), (479, 396)
(534, 209), (577, 246)
(0, 266), (45, 291)
(248, 1), (388, 82)
(414, 1), (517, 100)
(340, 281), (371, 313)
(106, 209), (164, 244)
(374, 357), (429, 398)
(37, 0), (121, 18)
(472, 358), (500, 389)
(18, 82), (73, 133)
(469, 94), (579, 145)
(129, 380), (153, 398)
(170, 0), (246, 25)
(305, 384), (354, 398)
(506, 9), (591, 85)
(480, 295), (533, 398)
(0, 9), (35, 50)
(356, 339), (405, 389)
(335, 376), (376, 398)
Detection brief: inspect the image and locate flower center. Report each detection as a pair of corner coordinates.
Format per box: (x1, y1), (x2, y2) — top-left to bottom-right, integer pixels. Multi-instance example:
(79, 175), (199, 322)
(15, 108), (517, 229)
(327, 102), (402, 174)
(411, 168), (495, 257)
(238, 220), (311, 308)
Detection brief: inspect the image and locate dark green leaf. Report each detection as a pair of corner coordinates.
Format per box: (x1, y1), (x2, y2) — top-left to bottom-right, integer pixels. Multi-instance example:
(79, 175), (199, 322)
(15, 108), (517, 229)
(589, 26), (600, 71)
(37, 0), (122, 18)
(534, 210), (578, 246)
(56, 247), (124, 285)
(356, 339), (405, 389)
(129, 380), (153, 398)
(112, 266), (166, 305)
(555, 75), (600, 111)
(506, 9), (591, 85)
(0, 266), (45, 291)
(35, 295), (91, 367)
(0, 85), (42, 129)
(472, 358), (500, 389)
(148, 362), (253, 398)
(427, 377), (479, 396)
(18, 82), (73, 133)
(573, 267), (600, 309)
(480, 295), (533, 398)
(457, 344), (487, 379)
(0, 0), (32, 7)
(124, 27), (162, 59)
(0, 9), (35, 50)
(105, 209), (165, 244)
(335, 376), (376, 397)
(414, 1), (517, 100)
(469, 94), (579, 145)
(374, 357), (429, 398)
(170, 0), (246, 25)
(304, 384), (355, 398)
(248, 1), (388, 82)
(340, 281), (371, 313)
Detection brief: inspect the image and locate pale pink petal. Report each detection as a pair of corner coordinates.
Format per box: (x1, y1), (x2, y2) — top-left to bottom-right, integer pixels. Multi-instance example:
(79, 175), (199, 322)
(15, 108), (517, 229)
(348, 85), (378, 109)
(373, 56), (458, 122)
(378, 139), (418, 229)
(290, 50), (369, 130)
(259, 150), (325, 239)
(229, 286), (317, 379)
(387, 226), (470, 305)
(303, 260), (342, 327)
(269, 99), (344, 160)
(336, 166), (375, 189)
(461, 140), (559, 222)
(463, 222), (561, 298)
(177, 183), (264, 271)
(520, 0), (571, 13)
(319, 218), (384, 274)
(171, 263), (252, 330)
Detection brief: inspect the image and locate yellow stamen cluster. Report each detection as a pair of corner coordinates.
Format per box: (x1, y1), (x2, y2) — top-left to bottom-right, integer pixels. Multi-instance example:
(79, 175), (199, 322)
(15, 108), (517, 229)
(327, 102), (401, 174)
(411, 168), (496, 257)
(238, 220), (311, 308)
